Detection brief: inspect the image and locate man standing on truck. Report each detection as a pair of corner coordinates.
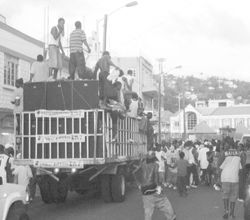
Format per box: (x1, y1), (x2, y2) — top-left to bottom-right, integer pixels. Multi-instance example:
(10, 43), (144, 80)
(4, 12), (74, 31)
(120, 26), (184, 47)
(69, 21), (91, 80)
(49, 17), (65, 80)
(30, 54), (49, 82)
(134, 151), (176, 220)
(93, 51), (120, 108)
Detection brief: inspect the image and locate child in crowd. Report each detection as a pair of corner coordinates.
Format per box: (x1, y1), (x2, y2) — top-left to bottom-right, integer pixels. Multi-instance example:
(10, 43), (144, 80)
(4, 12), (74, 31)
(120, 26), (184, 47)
(176, 152), (189, 197)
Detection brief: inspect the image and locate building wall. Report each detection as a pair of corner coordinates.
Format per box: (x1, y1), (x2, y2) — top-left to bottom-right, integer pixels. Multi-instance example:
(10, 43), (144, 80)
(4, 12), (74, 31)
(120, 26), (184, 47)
(0, 22), (44, 145)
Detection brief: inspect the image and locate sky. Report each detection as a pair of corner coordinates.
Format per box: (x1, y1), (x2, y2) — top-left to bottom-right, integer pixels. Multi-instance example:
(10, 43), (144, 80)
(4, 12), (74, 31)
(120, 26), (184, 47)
(1, 0), (250, 81)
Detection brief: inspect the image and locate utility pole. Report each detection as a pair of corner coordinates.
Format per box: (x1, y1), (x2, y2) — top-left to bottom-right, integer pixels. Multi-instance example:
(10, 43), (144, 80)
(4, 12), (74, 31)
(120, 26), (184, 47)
(157, 58), (165, 144)
(103, 14), (108, 52)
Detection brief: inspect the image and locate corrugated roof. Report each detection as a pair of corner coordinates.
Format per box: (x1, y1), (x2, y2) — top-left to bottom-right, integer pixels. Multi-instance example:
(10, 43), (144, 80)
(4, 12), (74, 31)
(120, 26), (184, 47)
(196, 107), (217, 116)
(211, 106), (250, 116)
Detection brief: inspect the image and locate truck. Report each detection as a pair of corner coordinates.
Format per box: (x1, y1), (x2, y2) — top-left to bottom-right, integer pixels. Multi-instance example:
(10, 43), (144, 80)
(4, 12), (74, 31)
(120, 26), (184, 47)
(14, 80), (147, 204)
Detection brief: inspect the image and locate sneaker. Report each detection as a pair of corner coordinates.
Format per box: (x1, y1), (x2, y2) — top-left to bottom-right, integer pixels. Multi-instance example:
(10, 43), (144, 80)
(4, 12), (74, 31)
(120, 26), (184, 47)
(186, 185), (190, 189)
(190, 184), (198, 188)
(173, 186), (177, 190)
(214, 185), (221, 191)
(237, 198), (244, 203)
(163, 182), (168, 187)
(168, 184), (173, 188)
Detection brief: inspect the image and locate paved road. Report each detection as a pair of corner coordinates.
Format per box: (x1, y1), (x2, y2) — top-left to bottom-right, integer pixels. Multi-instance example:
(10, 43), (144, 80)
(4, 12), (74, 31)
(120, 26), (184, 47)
(28, 185), (244, 220)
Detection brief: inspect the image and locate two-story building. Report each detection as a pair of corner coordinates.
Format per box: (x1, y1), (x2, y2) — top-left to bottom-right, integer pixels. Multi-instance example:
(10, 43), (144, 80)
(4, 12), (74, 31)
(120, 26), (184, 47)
(170, 101), (250, 140)
(0, 17), (44, 145)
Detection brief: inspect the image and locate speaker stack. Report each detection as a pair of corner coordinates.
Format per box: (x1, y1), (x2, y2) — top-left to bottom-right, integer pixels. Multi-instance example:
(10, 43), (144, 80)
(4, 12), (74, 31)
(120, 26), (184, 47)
(23, 80), (99, 111)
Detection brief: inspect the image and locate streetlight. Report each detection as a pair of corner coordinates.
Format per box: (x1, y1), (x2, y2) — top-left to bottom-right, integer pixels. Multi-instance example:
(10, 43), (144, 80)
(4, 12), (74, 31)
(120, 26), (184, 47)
(102, 1), (138, 53)
(157, 64), (182, 143)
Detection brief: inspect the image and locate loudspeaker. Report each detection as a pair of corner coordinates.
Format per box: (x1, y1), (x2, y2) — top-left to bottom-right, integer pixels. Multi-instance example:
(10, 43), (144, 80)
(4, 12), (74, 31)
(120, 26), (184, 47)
(72, 80), (99, 109)
(23, 80), (99, 111)
(23, 82), (46, 111)
(46, 81), (72, 110)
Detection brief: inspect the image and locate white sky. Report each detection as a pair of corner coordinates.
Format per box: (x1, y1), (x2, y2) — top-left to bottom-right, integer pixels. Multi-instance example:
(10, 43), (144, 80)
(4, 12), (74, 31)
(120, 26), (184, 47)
(1, 0), (250, 81)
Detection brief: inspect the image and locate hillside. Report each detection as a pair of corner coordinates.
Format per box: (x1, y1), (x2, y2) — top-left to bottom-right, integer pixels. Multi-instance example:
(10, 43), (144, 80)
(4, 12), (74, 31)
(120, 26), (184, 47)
(163, 74), (250, 113)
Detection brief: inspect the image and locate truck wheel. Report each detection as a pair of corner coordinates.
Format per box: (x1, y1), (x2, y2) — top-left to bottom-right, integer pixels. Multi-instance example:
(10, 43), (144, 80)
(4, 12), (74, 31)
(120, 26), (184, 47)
(101, 175), (113, 202)
(111, 171), (126, 202)
(51, 174), (68, 203)
(38, 175), (53, 204)
(6, 201), (29, 220)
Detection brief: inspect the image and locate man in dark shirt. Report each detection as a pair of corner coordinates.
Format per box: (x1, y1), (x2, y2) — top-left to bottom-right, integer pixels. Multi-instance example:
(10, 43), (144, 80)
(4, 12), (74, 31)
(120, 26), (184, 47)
(93, 51), (120, 107)
(176, 151), (189, 197)
(134, 152), (176, 220)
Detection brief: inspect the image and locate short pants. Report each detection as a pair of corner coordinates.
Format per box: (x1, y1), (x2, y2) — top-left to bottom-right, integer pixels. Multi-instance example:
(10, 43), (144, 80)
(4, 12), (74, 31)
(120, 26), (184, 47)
(222, 182), (239, 202)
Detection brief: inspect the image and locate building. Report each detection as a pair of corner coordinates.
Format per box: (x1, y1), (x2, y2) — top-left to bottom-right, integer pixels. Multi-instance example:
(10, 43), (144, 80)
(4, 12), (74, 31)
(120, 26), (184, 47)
(195, 99), (234, 108)
(112, 56), (159, 113)
(0, 17), (44, 145)
(170, 103), (250, 140)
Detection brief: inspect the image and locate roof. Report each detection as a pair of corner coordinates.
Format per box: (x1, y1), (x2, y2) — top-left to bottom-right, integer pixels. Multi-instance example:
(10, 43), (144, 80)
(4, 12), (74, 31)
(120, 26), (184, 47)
(196, 107), (217, 116)
(190, 121), (216, 134)
(211, 106), (250, 116)
(0, 21), (44, 47)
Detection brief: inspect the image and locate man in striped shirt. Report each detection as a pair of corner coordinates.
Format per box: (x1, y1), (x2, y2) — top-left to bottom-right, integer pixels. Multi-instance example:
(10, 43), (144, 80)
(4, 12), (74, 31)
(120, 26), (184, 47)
(69, 21), (91, 80)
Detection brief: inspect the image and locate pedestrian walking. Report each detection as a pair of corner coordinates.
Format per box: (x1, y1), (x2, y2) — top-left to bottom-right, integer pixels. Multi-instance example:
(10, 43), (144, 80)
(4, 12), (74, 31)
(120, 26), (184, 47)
(166, 145), (178, 189)
(198, 143), (209, 185)
(133, 152), (176, 220)
(220, 137), (242, 219)
(0, 144), (9, 185)
(176, 151), (189, 197)
(69, 21), (91, 80)
(48, 17), (65, 79)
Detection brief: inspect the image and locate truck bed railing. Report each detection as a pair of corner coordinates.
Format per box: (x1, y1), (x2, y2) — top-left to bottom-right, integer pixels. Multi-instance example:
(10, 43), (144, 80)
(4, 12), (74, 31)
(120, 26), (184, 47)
(15, 109), (147, 167)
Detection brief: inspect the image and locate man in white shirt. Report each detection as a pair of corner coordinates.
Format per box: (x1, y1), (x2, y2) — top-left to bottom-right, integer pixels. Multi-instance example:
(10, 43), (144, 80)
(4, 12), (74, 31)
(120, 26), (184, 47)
(0, 145), (9, 185)
(127, 93), (139, 118)
(30, 55), (49, 82)
(220, 138), (241, 219)
(198, 144), (209, 184)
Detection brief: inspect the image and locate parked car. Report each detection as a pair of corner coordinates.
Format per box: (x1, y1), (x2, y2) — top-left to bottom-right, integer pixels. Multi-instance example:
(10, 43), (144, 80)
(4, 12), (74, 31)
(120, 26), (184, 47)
(0, 183), (29, 220)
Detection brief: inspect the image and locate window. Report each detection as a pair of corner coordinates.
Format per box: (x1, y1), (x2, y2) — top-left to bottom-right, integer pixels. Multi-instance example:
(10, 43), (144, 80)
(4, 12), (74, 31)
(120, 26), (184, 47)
(234, 118), (244, 127)
(174, 121), (179, 127)
(4, 54), (18, 86)
(187, 112), (197, 130)
(222, 118), (232, 127)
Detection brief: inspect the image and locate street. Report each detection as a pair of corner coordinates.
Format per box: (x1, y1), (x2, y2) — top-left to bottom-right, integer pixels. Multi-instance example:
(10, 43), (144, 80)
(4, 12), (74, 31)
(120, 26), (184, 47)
(28, 185), (244, 220)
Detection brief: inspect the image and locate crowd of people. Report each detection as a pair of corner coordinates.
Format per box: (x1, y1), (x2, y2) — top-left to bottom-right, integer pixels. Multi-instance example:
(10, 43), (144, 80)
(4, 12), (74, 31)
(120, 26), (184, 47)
(135, 136), (247, 219)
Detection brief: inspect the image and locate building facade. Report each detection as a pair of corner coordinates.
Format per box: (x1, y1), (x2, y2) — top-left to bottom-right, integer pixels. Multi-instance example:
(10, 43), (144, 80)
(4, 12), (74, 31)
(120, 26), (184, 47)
(170, 103), (250, 139)
(0, 18), (44, 145)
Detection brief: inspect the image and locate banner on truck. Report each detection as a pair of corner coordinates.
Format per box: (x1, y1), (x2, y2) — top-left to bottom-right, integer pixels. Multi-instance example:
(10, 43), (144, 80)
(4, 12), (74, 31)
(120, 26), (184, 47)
(36, 134), (86, 143)
(35, 110), (86, 118)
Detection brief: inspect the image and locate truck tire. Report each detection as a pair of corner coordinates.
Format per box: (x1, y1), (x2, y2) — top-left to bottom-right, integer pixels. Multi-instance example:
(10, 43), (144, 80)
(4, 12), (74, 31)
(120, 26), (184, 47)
(101, 175), (113, 202)
(38, 175), (54, 204)
(111, 171), (126, 202)
(6, 201), (29, 220)
(51, 174), (68, 203)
